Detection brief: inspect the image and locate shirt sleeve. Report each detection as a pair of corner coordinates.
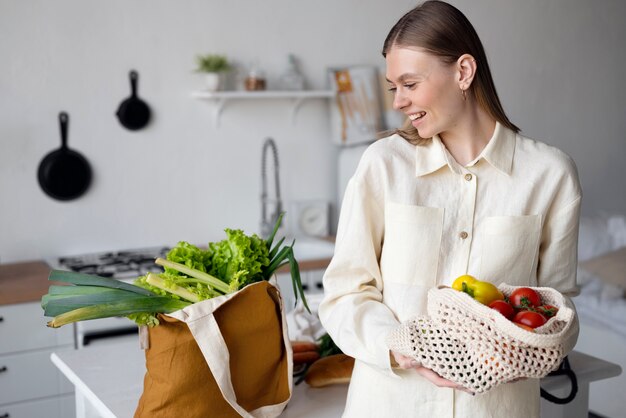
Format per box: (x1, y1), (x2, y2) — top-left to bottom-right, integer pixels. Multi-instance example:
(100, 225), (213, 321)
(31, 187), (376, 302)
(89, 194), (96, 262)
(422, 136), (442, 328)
(536, 156), (582, 354)
(318, 177), (401, 377)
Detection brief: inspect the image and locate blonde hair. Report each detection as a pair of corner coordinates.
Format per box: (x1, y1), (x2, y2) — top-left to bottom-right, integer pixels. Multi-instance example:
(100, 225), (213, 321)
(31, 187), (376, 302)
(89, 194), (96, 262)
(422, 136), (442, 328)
(382, 1), (519, 144)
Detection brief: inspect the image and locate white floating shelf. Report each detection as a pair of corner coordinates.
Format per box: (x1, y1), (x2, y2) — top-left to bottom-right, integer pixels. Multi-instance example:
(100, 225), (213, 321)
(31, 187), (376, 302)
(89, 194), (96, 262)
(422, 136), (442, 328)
(191, 90), (336, 127)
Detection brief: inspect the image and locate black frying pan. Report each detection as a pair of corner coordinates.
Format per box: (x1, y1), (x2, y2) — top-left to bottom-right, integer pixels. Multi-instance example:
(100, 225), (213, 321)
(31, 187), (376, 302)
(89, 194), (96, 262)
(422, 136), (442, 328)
(37, 112), (92, 201)
(116, 70), (151, 130)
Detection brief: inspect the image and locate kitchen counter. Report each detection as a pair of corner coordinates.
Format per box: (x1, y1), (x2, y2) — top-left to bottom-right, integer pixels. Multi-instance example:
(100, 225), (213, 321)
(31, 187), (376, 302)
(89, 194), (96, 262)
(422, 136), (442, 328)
(277, 236), (335, 274)
(52, 340), (621, 418)
(0, 260), (55, 305)
(51, 340), (347, 418)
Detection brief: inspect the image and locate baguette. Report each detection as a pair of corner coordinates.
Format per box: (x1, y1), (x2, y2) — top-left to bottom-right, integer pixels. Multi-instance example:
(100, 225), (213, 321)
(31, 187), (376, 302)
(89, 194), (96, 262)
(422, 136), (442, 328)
(304, 354), (355, 388)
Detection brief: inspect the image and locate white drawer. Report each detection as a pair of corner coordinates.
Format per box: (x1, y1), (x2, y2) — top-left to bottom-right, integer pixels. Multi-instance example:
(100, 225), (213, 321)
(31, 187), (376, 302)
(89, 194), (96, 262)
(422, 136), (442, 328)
(0, 347), (74, 405)
(0, 394), (74, 418)
(0, 302), (74, 355)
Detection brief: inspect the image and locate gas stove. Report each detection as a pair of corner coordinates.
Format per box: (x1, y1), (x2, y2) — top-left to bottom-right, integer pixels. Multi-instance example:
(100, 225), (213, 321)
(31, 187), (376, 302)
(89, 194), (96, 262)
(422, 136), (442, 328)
(55, 246), (171, 280)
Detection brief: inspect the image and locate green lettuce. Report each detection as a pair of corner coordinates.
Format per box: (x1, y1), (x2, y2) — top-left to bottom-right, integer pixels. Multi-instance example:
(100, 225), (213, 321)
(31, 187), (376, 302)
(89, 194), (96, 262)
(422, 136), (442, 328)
(208, 228), (270, 289)
(165, 241), (212, 275)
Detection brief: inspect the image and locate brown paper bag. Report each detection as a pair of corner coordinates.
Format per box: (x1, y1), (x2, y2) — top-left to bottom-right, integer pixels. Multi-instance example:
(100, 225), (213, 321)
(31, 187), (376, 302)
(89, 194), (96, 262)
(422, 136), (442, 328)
(135, 281), (292, 418)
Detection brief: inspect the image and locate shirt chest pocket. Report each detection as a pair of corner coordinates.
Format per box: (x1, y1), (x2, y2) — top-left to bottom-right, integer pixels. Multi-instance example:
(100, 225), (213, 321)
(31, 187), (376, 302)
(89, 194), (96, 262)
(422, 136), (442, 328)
(380, 202), (444, 286)
(479, 215), (542, 286)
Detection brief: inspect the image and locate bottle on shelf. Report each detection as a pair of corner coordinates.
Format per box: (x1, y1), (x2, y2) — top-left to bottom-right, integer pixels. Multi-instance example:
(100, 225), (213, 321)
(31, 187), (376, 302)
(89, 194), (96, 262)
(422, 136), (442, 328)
(244, 60), (267, 91)
(279, 54), (305, 91)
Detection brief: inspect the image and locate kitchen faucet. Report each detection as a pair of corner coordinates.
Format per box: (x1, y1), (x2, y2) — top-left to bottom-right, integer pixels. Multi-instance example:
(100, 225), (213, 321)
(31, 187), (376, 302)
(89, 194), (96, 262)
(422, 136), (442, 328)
(260, 137), (283, 238)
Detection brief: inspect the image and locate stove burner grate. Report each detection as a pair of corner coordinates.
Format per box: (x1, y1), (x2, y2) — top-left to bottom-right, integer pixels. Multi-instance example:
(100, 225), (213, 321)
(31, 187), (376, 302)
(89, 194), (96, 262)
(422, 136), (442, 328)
(57, 246), (171, 280)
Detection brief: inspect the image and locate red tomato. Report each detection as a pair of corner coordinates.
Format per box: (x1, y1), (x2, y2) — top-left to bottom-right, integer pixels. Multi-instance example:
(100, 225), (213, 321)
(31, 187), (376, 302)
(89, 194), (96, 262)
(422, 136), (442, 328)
(513, 310), (547, 329)
(509, 287), (542, 308)
(536, 305), (558, 318)
(489, 300), (516, 320)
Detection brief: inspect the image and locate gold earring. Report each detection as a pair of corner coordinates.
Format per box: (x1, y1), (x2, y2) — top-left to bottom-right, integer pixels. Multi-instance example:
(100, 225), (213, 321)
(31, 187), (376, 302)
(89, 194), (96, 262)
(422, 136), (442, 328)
(461, 88), (467, 101)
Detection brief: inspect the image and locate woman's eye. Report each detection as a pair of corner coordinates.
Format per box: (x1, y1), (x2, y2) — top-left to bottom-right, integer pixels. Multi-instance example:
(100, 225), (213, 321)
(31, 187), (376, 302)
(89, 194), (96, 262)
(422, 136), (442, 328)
(387, 83), (416, 92)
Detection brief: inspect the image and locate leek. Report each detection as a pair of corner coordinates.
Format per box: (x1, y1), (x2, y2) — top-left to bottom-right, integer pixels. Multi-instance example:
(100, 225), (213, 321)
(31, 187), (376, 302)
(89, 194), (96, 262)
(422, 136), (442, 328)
(48, 270), (154, 296)
(47, 297), (190, 328)
(42, 288), (147, 317)
(42, 271), (175, 327)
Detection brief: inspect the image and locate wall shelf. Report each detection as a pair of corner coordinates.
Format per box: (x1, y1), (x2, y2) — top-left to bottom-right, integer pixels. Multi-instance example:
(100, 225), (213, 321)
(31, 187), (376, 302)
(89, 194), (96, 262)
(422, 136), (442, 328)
(191, 90), (335, 127)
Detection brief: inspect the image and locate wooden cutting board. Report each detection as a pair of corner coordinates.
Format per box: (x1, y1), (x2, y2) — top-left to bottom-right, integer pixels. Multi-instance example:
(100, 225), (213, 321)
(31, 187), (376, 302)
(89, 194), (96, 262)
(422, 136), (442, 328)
(0, 260), (54, 305)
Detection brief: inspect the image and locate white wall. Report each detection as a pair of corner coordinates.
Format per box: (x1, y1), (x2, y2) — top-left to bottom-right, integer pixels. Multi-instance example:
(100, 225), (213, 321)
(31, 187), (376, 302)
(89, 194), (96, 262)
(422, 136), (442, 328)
(1, 0), (624, 263)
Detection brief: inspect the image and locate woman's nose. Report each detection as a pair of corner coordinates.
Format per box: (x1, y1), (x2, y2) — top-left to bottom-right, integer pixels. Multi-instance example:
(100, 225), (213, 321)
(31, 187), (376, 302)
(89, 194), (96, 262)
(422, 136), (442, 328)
(392, 91), (409, 110)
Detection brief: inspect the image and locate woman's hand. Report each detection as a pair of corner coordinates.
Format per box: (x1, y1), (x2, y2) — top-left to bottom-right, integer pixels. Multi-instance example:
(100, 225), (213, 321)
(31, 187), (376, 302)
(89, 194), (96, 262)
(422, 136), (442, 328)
(391, 351), (474, 394)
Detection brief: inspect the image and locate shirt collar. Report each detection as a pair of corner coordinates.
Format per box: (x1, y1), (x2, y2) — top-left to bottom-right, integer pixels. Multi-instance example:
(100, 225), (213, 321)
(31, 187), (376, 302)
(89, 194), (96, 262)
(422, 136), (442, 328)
(414, 135), (449, 177)
(414, 122), (516, 177)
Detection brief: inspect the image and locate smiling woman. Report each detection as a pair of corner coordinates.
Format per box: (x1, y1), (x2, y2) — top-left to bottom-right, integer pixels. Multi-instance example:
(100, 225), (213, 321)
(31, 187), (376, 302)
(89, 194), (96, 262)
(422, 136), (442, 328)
(385, 48), (464, 142)
(382, 0), (519, 146)
(318, 1), (582, 418)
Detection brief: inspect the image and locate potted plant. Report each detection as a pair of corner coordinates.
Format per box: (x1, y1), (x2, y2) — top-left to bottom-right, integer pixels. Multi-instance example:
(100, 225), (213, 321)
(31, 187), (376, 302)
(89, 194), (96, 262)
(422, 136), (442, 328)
(195, 54), (231, 91)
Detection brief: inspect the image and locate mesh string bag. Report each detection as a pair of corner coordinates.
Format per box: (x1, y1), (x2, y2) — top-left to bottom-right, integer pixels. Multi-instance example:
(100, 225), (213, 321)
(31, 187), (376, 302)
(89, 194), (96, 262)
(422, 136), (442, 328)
(386, 284), (575, 394)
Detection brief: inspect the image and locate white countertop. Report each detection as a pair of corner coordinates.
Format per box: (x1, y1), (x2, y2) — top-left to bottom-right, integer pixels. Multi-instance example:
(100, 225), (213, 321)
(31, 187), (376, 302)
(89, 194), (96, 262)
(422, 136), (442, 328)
(52, 340), (621, 418)
(51, 339), (348, 418)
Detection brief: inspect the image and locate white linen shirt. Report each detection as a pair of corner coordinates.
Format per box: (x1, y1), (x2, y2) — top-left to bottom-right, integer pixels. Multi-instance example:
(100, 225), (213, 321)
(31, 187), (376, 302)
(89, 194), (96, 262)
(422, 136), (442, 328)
(318, 122), (582, 418)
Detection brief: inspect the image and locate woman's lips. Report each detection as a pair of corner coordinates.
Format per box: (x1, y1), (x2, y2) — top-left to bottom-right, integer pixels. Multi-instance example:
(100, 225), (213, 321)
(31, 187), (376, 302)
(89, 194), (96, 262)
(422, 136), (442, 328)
(408, 112), (426, 121)
(409, 112), (426, 127)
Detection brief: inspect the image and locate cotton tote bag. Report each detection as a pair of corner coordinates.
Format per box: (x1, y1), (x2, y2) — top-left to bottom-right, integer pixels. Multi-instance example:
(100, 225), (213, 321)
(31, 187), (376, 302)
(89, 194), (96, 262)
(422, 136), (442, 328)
(134, 280), (292, 418)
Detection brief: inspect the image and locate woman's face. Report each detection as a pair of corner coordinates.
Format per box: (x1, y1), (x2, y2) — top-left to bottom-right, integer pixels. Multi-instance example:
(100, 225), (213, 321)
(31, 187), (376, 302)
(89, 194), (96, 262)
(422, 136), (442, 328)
(386, 47), (463, 139)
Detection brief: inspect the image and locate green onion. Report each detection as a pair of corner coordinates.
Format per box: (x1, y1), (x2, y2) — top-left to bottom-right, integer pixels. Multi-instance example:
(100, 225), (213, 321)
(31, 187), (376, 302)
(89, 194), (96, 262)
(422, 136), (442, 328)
(288, 247), (310, 313)
(265, 212), (285, 249)
(269, 236), (286, 261)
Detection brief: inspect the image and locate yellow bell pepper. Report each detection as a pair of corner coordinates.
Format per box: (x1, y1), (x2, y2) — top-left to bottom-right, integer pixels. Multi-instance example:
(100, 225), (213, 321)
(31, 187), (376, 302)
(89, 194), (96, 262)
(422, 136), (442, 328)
(452, 275), (477, 292)
(451, 275), (504, 305)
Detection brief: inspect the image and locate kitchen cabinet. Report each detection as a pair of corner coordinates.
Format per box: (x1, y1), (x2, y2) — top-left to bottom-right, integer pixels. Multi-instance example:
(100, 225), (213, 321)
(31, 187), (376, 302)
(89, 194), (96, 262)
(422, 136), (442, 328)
(0, 261), (76, 418)
(191, 90), (335, 127)
(0, 394), (74, 418)
(0, 300), (74, 354)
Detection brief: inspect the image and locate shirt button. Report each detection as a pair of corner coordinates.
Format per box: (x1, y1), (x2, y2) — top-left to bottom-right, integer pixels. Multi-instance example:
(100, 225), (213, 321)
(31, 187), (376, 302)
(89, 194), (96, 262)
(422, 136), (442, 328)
(464, 173), (473, 181)
(459, 231), (469, 239)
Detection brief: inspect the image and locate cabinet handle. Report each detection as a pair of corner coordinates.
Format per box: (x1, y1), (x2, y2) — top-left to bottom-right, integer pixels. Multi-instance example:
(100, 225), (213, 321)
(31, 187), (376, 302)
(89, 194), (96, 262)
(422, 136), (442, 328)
(0, 366), (6, 373)
(0, 413), (9, 418)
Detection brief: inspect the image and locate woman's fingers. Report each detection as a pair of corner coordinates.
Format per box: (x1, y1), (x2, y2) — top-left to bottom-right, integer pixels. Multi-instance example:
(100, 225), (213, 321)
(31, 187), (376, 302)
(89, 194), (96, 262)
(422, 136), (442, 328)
(415, 366), (474, 395)
(391, 351), (419, 369)
(391, 351), (474, 395)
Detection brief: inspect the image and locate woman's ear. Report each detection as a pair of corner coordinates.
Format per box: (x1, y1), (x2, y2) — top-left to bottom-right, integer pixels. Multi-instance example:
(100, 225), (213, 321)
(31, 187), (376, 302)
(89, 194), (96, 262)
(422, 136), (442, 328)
(457, 54), (477, 90)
